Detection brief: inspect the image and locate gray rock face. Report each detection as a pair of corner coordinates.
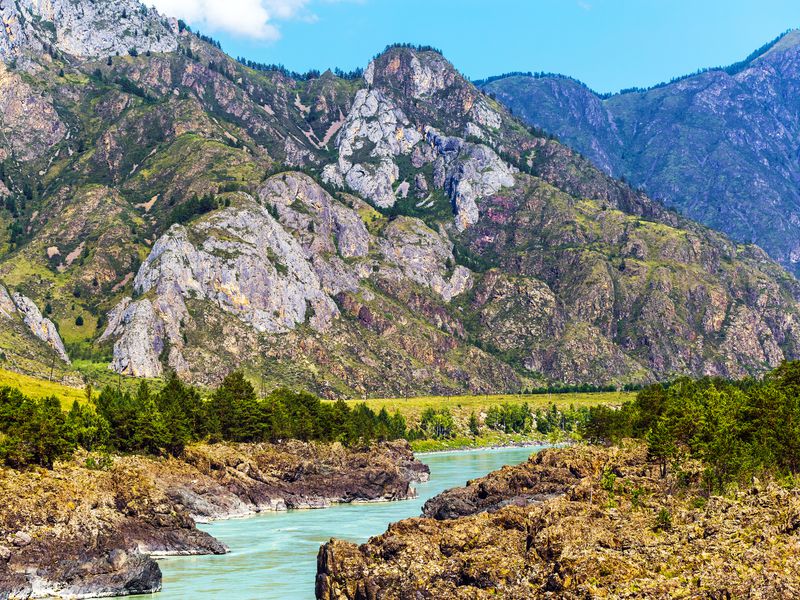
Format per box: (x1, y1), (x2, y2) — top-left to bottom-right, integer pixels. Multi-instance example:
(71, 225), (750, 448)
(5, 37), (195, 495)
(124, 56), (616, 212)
(103, 298), (165, 378)
(325, 73), (514, 231)
(0, 64), (66, 162)
(105, 191), (344, 377)
(135, 205), (340, 334)
(323, 88), (422, 208)
(260, 173), (370, 260)
(1, 0), (178, 62)
(425, 127), (516, 230)
(103, 174), (475, 379)
(379, 217), (473, 302)
(11, 292), (69, 363)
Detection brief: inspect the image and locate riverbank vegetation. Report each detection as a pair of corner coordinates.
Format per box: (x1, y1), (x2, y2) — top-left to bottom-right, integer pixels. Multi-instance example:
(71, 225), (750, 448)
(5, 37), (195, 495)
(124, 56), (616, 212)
(583, 361), (800, 493)
(357, 390), (630, 424)
(358, 392), (623, 451)
(0, 368), (629, 463)
(401, 400), (596, 451)
(0, 372), (410, 468)
(0, 365), (641, 467)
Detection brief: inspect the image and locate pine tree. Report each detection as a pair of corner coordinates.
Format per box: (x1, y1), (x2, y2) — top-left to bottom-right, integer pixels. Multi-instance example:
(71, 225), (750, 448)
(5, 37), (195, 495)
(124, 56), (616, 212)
(468, 411), (480, 437)
(646, 417), (676, 478)
(209, 371), (259, 441)
(131, 382), (168, 454)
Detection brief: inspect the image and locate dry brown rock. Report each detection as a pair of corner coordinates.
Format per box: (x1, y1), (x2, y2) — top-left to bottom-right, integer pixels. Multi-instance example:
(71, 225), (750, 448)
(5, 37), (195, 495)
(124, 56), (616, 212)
(0, 440), (428, 598)
(318, 443), (800, 599)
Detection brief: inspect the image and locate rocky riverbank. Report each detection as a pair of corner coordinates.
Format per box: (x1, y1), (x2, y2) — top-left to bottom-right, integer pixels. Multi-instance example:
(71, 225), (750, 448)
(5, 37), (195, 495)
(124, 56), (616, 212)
(0, 440), (428, 599)
(317, 443), (800, 599)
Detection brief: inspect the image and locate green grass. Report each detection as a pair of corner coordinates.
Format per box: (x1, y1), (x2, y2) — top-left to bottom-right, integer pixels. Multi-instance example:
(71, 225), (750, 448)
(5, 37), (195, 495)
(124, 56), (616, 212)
(0, 362), (630, 433)
(0, 367), (87, 408)
(351, 391), (632, 426)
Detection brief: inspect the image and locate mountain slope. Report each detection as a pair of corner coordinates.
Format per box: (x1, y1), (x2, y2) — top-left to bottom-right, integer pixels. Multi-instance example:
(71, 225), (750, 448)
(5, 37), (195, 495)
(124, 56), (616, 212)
(482, 30), (800, 275)
(0, 2), (798, 395)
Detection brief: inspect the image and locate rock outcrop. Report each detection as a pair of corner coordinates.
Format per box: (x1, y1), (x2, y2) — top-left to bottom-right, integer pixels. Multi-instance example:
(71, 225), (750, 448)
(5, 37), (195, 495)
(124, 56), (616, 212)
(323, 88), (422, 208)
(424, 127), (515, 230)
(0, 440), (428, 598)
(0, 0), (177, 62)
(102, 193), (342, 377)
(324, 61), (515, 230)
(0, 64), (66, 162)
(101, 298), (165, 378)
(101, 173), (489, 386)
(317, 443), (800, 599)
(0, 289), (70, 363)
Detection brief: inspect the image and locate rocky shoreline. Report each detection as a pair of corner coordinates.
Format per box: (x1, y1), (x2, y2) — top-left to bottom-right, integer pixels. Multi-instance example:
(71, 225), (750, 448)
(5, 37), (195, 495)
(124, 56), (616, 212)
(317, 443), (800, 599)
(0, 440), (428, 599)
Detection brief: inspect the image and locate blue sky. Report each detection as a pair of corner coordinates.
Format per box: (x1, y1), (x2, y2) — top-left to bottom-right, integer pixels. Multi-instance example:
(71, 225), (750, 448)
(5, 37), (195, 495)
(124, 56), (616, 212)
(156, 0), (800, 94)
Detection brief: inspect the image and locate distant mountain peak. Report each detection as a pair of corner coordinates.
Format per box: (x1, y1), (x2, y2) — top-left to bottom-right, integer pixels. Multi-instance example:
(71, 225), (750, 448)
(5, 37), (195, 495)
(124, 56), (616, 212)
(483, 30), (800, 277)
(366, 43), (461, 95)
(759, 28), (800, 58)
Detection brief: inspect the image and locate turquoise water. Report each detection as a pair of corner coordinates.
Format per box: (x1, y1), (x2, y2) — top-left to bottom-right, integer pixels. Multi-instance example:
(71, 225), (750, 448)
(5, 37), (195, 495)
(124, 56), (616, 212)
(156, 445), (542, 599)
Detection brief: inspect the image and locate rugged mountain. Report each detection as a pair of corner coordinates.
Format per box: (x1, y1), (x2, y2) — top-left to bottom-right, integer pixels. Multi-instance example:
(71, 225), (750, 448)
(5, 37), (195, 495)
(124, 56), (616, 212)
(481, 30), (800, 275)
(0, 1), (798, 395)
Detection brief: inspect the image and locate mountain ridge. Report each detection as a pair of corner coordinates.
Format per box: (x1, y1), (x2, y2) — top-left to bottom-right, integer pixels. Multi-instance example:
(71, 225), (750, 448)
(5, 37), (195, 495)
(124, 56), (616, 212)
(0, 0), (797, 396)
(482, 29), (800, 276)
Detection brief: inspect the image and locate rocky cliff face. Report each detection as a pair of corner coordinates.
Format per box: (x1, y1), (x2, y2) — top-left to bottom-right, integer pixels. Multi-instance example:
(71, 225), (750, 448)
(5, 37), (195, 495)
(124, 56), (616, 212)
(0, 2), (800, 393)
(317, 444), (800, 599)
(1, 0), (177, 63)
(0, 284), (69, 365)
(483, 30), (800, 276)
(0, 440), (428, 598)
(9, 291), (69, 363)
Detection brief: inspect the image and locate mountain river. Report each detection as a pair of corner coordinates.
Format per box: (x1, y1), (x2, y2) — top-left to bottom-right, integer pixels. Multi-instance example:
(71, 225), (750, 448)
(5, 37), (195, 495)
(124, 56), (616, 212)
(156, 445), (543, 599)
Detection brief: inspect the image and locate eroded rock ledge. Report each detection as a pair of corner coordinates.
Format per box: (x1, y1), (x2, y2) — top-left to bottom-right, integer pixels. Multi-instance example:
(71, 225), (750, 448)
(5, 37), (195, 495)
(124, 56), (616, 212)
(0, 440), (428, 599)
(317, 444), (800, 599)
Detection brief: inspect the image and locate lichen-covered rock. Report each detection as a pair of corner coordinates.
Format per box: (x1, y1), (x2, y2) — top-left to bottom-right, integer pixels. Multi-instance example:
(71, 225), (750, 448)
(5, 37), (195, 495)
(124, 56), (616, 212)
(11, 292), (69, 363)
(324, 88), (422, 207)
(1, 0), (177, 62)
(317, 443), (800, 599)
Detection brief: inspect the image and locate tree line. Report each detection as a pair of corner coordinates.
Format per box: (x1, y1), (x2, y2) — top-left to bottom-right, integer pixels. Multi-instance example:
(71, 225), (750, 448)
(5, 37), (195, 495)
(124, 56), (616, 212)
(582, 361), (800, 493)
(0, 372), (408, 469)
(413, 402), (589, 440)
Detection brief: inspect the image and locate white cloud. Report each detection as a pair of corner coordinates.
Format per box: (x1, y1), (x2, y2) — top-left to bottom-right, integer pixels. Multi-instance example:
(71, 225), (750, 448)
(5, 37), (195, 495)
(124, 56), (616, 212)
(149, 0), (315, 40)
